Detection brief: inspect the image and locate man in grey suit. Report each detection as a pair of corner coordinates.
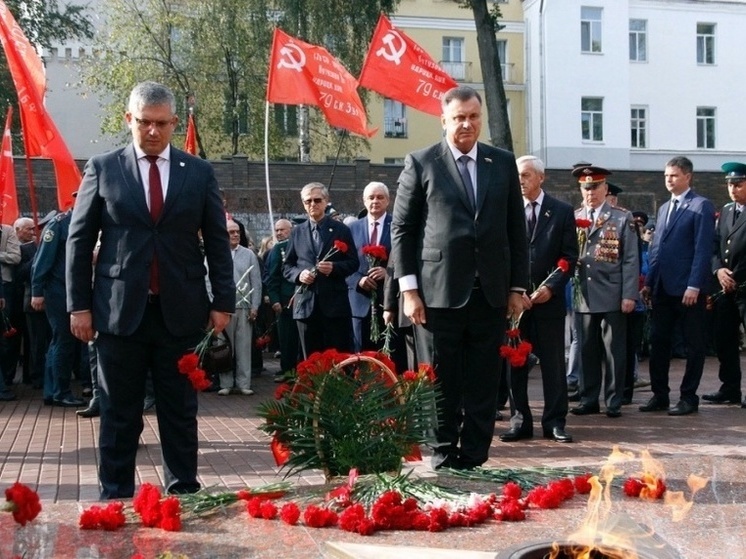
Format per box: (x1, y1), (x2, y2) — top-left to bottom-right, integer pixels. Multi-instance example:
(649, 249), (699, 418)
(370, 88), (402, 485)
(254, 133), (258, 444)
(66, 81), (235, 499)
(218, 219), (262, 396)
(391, 86), (529, 470)
(347, 181), (392, 352)
(571, 165), (639, 419)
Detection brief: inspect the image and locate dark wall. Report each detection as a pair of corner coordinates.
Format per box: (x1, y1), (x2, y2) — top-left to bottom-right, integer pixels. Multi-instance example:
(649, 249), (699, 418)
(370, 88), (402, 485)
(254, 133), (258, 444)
(15, 156), (733, 231)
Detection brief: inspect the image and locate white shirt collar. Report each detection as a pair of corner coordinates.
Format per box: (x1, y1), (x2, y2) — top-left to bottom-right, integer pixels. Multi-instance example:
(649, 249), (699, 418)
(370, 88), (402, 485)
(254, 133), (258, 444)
(134, 144), (171, 162)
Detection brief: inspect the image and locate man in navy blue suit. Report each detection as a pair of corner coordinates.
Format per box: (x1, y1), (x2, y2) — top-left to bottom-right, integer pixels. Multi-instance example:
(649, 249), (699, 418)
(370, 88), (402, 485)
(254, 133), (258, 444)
(283, 182), (358, 357)
(66, 81), (235, 499)
(347, 182), (392, 353)
(640, 156), (716, 416)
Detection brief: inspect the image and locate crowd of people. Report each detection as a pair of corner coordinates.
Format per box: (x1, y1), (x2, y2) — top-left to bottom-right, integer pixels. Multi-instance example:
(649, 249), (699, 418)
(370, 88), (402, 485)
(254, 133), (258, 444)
(1, 81), (744, 497)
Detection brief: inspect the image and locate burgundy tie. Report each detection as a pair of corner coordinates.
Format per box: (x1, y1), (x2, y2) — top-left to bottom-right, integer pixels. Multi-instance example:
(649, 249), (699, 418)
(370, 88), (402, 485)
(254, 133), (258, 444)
(370, 221), (379, 246)
(146, 155), (163, 294)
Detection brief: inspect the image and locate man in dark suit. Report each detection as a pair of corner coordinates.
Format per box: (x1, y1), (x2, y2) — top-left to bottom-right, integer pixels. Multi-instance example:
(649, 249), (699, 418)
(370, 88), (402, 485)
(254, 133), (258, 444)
(391, 86), (529, 470)
(499, 155), (577, 444)
(640, 156), (715, 416)
(571, 165), (639, 419)
(283, 182), (358, 357)
(705, 162), (746, 408)
(347, 181), (392, 353)
(66, 81), (235, 499)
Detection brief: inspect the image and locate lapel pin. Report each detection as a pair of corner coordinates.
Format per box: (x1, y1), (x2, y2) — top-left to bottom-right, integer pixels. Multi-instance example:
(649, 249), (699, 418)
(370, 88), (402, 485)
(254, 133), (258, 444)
(179, 161), (185, 167)
(484, 157), (492, 163)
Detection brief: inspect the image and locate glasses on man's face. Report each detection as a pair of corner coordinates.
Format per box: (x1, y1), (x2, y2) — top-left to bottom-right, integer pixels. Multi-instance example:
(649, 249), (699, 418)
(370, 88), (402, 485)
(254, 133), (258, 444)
(134, 117), (174, 131)
(303, 197), (325, 206)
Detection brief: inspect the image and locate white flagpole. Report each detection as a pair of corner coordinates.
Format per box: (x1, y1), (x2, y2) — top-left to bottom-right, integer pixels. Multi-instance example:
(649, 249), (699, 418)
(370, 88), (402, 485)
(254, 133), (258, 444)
(264, 100), (276, 241)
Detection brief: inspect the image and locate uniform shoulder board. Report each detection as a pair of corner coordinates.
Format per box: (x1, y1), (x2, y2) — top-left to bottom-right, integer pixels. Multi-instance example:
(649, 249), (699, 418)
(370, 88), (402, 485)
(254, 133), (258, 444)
(613, 205), (629, 212)
(54, 212), (67, 222)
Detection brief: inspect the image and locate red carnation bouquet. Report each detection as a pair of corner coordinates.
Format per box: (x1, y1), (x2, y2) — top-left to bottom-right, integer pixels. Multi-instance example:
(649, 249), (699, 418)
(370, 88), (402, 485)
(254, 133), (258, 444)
(499, 316), (533, 368)
(176, 329), (217, 391)
(296, 239), (349, 296)
(572, 218), (592, 309)
(361, 244), (389, 342)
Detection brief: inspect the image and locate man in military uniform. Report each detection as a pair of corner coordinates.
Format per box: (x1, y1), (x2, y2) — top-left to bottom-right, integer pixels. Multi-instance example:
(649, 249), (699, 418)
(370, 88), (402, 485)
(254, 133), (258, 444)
(705, 162), (746, 408)
(571, 165), (639, 418)
(31, 209), (85, 407)
(265, 218), (299, 381)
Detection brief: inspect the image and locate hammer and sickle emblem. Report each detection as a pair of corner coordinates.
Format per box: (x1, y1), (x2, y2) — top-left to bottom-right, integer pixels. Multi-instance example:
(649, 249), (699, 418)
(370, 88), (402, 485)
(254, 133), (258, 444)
(277, 43), (306, 72)
(376, 30), (406, 66)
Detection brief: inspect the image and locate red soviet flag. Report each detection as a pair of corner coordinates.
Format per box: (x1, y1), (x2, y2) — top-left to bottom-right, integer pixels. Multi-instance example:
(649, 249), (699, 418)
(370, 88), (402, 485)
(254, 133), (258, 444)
(266, 28), (376, 138)
(0, 106), (18, 225)
(184, 112), (197, 155)
(0, 1), (80, 211)
(359, 14), (458, 117)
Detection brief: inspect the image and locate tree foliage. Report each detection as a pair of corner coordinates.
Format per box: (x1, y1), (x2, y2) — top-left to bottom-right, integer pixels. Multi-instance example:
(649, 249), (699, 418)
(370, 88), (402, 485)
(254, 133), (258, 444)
(457, 0), (513, 151)
(0, 0), (94, 109)
(81, 0), (400, 160)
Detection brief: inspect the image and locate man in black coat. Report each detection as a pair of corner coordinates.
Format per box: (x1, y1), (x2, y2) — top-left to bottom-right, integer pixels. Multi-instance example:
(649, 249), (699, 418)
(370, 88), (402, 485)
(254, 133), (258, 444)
(391, 86), (529, 470)
(283, 182), (358, 357)
(499, 156), (577, 444)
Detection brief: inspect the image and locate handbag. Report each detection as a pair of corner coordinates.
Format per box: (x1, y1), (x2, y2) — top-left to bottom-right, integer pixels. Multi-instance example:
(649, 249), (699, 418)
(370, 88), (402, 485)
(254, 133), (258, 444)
(201, 334), (233, 376)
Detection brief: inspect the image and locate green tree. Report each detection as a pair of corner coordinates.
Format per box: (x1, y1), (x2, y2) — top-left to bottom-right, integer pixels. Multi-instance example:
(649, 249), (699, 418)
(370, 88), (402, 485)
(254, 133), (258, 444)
(82, 0), (399, 160)
(0, 0), (93, 112)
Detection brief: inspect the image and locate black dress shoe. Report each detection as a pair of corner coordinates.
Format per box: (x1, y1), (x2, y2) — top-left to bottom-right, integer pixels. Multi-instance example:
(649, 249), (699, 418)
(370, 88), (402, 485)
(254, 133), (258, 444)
(76, 405), (100, 418)
(639, 396), (669, 412)
(0, 391), (16, 402)
(702, 390), (742, 404)
(54, 396), (86, 407)
(499, 428), (533, 442)
(606, 408), (622, 418)
(570, 404), (600, 415)
(668, 400), (698, 416)
(543, 427), (573, 443)
(43, 397), (54, 406)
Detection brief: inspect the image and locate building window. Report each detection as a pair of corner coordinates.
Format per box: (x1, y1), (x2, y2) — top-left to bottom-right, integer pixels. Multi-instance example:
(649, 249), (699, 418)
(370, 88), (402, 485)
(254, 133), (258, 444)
(630, 106), (647, 148)
(581, 7), (602, 53)
(384, 157), (405, 165)
(442, 37), (465, 80)
(496, 39), (511, 82)
(273, 104), (298, 136)
(696, 107), (715, 149)
(629, 19), (647, 62)
(384, 99), (407, 138)
(581, 97), (603, 141)
(697, 23), (715, 65)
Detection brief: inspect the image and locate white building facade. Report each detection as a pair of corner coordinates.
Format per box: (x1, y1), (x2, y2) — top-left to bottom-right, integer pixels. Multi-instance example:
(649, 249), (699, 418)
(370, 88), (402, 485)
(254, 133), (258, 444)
(523, 0), (746, 172)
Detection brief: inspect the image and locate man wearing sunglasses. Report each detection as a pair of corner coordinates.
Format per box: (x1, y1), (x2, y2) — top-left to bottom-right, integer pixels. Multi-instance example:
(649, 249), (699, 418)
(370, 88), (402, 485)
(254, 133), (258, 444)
(283, 182), (358, 357)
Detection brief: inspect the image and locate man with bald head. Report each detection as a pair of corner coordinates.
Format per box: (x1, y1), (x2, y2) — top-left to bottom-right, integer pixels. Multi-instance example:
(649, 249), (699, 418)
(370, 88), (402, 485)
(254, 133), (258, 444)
(266, 218), (299, 380)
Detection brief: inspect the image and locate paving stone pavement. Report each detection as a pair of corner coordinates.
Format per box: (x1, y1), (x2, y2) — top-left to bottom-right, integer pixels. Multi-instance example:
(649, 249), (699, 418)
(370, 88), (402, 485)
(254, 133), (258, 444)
(0, 354), (744, 558)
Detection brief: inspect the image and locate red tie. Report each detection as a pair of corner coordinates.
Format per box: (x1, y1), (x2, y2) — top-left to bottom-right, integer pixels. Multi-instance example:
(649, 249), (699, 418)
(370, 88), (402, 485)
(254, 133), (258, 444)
(370, 221), (379, 246)
(146, 155), (163, 293)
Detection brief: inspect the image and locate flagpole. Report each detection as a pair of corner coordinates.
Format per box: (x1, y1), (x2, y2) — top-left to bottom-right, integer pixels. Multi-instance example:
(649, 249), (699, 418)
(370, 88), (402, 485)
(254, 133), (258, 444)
(327, 129), (347, 192)
(18, 106), (40, 233)
(264, 101), (275, 241)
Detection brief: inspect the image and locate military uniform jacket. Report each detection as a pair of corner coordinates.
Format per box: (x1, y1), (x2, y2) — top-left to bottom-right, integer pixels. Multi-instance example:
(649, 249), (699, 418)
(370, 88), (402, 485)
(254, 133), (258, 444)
(712, 202), (746, 286)
(31, 211), (70, 297)
(266, 239), (295, 307)
(574, 202), (639, 313)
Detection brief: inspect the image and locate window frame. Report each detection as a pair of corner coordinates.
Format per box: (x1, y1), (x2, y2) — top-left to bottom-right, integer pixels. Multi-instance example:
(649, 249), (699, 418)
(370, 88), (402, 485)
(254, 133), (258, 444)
(630, 106), (648, 149)
(696, 106), (716, 149)
(581, 6), (603, 54)
(581, 97), (604, 142)
(696, 22), (715, 65)
(629, 19), (647, 62)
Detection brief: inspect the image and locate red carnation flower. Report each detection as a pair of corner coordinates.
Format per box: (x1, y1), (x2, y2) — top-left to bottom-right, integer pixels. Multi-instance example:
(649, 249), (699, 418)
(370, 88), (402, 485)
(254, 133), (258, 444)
(623, 477), (644, 497)
(280, 502), (301, 525)
(333, 240), (349, 253)
(576, 218), (592, 228)
(557, 258), (570, 273)
(177, 353), (200, 374)
(4, 482), (42, 526)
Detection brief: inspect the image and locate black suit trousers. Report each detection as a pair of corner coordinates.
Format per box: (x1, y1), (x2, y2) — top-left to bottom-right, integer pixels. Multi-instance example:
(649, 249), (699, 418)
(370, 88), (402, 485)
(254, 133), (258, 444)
(508, 312), (567, 433)
(649, 291), (706, 404)
(96, 301), (201, 499)
(713, 294), (746, 393)
(296, 306), (353, 359)
(415, 287), (503, 468)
